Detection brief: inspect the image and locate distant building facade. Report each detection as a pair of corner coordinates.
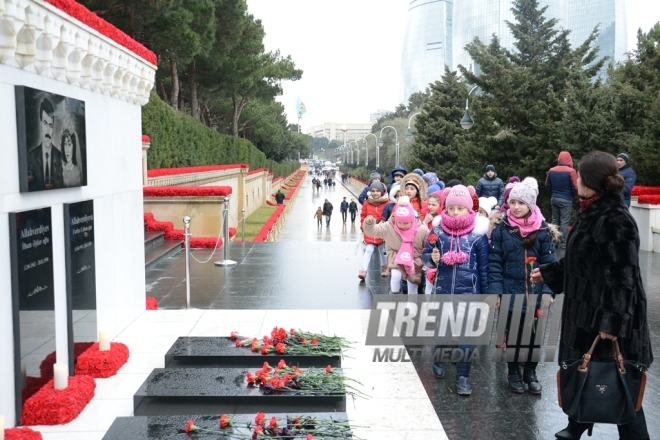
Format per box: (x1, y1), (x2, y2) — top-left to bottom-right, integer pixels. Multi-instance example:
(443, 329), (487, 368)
(400, 0), (453, 104)
(370, 109), (391, 124)
(307, 123), (373, 143)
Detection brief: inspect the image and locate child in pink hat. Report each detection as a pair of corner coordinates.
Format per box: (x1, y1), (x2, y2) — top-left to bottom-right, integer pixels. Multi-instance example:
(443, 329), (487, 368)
(422, 184), (490, 395)
(363, 196), (429, 293)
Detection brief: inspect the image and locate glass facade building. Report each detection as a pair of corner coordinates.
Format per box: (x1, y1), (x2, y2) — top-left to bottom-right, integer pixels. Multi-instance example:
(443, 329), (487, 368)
(452, 0), (568, 72)
(400, 0), (453, 104)
(568, 0), (627, 74)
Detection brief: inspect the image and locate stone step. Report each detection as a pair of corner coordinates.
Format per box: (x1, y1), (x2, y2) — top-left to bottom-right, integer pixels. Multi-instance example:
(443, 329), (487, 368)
(164, 337), (342, 369)
(133, 367), (347, 416)
(103, 413), (352, 439)
(145, 238), (182, 268)
(144, 231), (165, 254)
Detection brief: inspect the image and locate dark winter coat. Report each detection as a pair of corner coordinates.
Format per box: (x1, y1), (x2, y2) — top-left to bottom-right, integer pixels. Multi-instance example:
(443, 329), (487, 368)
(545, 151), (578, 201)
(275, 191), (285, 204)
(539, 193), (653, 367)
(382, 202), (394, 221)
(476, 174), (505, 206)
(358, 179), (381, 204)
(619, 164), (637, 206)
(488, 215), (558, 311)
(348, 201), (358, 213)
(322, 202), (333, 216)
(422, 216), (490, 294)
(340, 201), (349, 212)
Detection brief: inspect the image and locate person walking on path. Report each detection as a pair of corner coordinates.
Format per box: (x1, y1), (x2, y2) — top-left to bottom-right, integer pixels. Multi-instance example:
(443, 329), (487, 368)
(545, 152), (577, 249)
(489, 177), (559, 395)
(422, 185), (490, 396)
(476, 165), (505, 209)
(348, 198), (358, 224)
(313, 207), (323, 228)
(322, 199), (333, 227)
(359, 182), (390, 279)
(533, 151), (652, 440)
(617, 152), (637, 207)
(275, 189), (285, 205)
(340, 197), (349, 223)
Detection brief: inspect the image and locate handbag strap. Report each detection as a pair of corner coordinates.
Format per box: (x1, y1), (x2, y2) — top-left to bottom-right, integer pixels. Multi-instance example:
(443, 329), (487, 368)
(579, 335), (626, 373)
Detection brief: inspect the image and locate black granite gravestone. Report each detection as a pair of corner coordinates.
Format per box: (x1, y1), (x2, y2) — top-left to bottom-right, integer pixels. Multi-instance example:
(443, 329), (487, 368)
(103, 413), (353, 439)
(64, 200), (97, 374)
(9, 207), (55, 420)
(164, 337), (342, 369)
(133, 368), (347, 416)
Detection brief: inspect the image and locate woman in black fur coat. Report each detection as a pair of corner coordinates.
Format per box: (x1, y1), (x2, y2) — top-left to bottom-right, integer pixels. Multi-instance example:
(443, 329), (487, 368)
(533, 151), (652, 440)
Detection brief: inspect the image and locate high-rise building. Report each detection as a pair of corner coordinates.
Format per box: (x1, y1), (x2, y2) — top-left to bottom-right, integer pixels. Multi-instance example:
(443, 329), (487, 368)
(452, 0), (568, 73)
(568, 0), (627, 72)
(370, 109), (391, 124)
(399, 0), (453, 104)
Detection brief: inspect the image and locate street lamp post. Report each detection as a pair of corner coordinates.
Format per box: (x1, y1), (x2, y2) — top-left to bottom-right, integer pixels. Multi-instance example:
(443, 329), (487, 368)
(405, 112), (421, 141)
(362, 133), (377, 170)
(378, 125), (399, 167)
(460, 86), (479, 130)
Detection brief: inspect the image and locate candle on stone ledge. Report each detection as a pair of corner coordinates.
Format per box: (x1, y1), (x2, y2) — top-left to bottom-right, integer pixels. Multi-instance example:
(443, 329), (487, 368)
(53, 363), (68, 390)
(99, 330), (110, 351)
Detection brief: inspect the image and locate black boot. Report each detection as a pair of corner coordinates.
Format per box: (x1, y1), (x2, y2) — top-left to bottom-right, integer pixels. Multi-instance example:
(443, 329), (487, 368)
(555, 418), (593, 439)
(507, 363), (524, 394)
(523, 365), (542, 395)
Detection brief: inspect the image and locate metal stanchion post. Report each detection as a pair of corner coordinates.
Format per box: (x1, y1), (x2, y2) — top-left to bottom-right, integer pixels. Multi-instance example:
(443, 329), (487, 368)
(215, 196), (237, 266)
(241, 208), (246, 242)
(183, 216), (191, 309)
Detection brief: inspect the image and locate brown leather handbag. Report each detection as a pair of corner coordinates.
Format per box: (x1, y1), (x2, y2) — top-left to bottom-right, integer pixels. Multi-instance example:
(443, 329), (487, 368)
(557, 335), (647, 424)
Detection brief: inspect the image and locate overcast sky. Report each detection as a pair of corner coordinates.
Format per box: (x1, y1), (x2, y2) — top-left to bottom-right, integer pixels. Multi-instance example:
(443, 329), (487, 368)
(247, 0), (660, 133)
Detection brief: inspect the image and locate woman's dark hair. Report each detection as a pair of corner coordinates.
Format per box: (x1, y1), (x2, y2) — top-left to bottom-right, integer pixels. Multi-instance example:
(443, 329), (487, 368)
(61, 129), (78, 165)
(577, 151), (624, 195)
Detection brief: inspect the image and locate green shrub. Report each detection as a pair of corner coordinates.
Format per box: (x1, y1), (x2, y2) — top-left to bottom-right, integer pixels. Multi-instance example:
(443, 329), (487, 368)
(142, 93), (299, 177)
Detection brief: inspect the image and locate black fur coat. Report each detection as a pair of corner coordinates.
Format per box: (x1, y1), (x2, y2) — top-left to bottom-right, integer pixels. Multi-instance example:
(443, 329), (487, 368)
(540, 193), (653, 367)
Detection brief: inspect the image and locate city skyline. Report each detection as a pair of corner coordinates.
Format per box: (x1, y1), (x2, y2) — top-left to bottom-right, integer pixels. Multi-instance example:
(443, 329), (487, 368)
(247, 0), (660, 131)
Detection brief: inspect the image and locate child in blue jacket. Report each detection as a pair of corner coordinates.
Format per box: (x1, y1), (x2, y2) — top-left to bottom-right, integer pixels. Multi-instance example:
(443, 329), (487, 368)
(489, 177), (558, 395)
(422, 185), (490, 396)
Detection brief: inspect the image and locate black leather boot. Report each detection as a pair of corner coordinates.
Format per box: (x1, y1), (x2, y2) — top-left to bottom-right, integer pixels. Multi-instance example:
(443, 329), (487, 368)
(523, 365), (542, 395)
(555, 418), (593, 439)
(507, 363), (524, 394)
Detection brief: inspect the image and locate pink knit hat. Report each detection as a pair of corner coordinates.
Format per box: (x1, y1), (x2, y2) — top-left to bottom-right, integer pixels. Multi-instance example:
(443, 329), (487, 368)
(508, 177), (539, 210)
(393, 196), (417, 222)
(443, 185), (476, 212)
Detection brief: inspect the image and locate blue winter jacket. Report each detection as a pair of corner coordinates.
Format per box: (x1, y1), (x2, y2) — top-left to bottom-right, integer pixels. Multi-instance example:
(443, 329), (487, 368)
(381, 202), (395, 221)
(358, 179), (381, 204)
(476, 174), (505, 206)
(422, 217), (490, 295)
(488, 215), (558, 311)
(618, 165), (637, 206)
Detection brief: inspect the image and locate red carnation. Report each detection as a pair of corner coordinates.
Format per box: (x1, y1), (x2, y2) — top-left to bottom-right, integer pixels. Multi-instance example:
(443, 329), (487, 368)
(230, 331), (238, 341)
(261, 344), (272, 355)
(535, 309), (541, 318)
(219, 414), (231, 428)
(262, 362), (270, 370)
(269, 416), (279, 429)
(185, 420), (197, 433)
(525, 256), (537, 265)
(290, 328), (296, 334)
(235, 339), (242, 347)
(301, 338), (309, 344)
(276, 343), (286, 354)
(306, 434), (314, 440)
(253, 425), (264, 438)
(325, 365), (333, 374)
(255, 412), (266, 426)
(428, 234), (438, 244)
(311, 338), (319, 345)
(246, 372), (256, 384)
(277, 359), (287, 369)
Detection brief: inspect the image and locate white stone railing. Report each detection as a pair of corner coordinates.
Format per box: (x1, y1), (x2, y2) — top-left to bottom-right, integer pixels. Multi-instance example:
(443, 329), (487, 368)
(630, 197), (660, 253)
(0, 0), (156, 105)
(146, 169), (243, 187)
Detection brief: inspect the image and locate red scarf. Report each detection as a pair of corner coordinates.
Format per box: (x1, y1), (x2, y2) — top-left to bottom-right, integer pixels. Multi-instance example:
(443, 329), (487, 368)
(579, 194), (601, 211)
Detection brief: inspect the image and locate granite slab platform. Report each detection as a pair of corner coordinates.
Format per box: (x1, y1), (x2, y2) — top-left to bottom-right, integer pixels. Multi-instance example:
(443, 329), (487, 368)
(164, 336), (342, 368)
(103, 413), (353, 439)
(133, 367), (347, 416)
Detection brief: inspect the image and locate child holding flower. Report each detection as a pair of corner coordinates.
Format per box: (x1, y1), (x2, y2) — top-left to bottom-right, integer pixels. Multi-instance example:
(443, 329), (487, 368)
(488, 177), (559, 395)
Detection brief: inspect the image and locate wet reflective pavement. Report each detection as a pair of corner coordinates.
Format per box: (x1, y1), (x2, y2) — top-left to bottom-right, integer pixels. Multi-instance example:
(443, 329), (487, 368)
(144, 176), (660, 440)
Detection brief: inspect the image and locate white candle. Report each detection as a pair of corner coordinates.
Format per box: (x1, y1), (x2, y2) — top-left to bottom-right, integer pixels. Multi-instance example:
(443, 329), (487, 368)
(53, 363), (68, 390)
(0, 414), (4, 440)
(99, 330), (111, 351)
(21, 364), (27, 390)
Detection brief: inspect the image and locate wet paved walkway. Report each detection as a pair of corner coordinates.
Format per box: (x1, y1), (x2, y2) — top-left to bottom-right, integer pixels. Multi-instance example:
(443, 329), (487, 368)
(144, 175), (660, 440)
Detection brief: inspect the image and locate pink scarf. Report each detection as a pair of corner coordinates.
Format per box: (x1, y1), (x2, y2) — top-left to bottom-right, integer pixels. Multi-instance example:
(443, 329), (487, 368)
(440, 212), (476, 265)
(393, 221), (418, 275)
(506, 206), (544, 237)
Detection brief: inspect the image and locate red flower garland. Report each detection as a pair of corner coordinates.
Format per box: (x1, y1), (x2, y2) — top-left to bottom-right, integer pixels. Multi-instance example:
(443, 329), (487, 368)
(143, 186), (233, 197)
(253, 205), (286, 242)
(74, 343), (130, 378)
(44, 0), (157, 65)
(631, 186), (660, 196)
(21, 376), (96, 426)
(146, 296), (158, 310)
(638, 195), (660, 205)
(248, 168), (269, 176)
(144, 213), (234, 247)
(39, 342), (94, 380)
(5, 427), (43, 440)
(147, 164), (249, 178)
(22, 376), (50, 404)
